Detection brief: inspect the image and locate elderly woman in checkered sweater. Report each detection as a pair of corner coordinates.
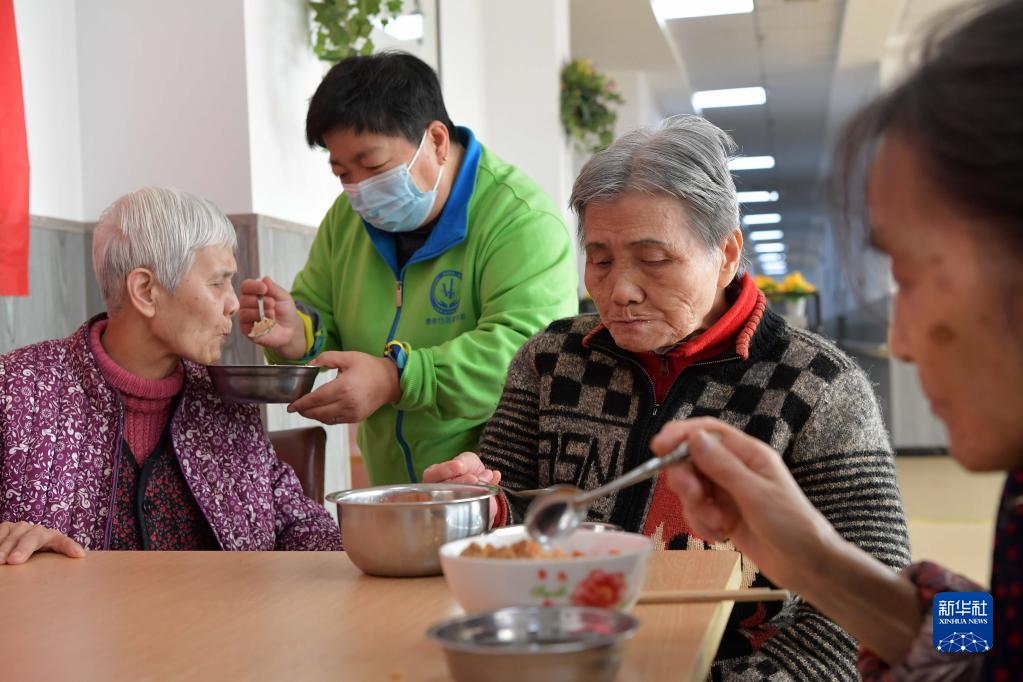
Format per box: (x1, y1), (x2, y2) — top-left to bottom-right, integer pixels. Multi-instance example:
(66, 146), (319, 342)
(424, 113), (910, 680)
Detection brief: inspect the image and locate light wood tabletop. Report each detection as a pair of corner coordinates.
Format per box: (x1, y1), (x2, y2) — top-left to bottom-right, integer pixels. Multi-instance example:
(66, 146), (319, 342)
(0, 549), (741, 681)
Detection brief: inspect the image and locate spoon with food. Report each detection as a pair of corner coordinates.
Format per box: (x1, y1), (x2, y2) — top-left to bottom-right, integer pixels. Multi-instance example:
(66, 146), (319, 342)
(248, 295), (277, 339)
(524, 441), (693, 544)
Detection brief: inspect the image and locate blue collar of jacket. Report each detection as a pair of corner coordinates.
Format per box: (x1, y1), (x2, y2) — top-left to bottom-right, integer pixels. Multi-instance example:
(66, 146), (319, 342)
(363, 126), (482, 276)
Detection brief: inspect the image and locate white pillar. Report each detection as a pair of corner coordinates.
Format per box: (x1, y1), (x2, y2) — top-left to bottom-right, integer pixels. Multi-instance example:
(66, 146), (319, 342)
(479, 0), (573, 227)
(440, 0), (578, 290)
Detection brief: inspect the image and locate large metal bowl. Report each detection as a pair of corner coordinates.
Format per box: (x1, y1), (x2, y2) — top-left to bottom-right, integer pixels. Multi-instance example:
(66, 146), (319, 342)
(427, 606), (639, 682)
(207, 364), (318, 403)
(326, 483), (496, 577)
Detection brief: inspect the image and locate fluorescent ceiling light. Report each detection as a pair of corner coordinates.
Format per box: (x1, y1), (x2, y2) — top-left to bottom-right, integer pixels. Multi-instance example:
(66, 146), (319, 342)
(757, 253), (785, 264)
(762, 266), (788, 276)
(736, 191), (778, 203)
(692, 87), (766, 110)
(374, 13), (424, 41)
(754, 242), (786, 254)
(749, 229), (783, 241)
(651, 0), (754, 21)
(743, 213), (782, 226)
(727, 156), (775, 171)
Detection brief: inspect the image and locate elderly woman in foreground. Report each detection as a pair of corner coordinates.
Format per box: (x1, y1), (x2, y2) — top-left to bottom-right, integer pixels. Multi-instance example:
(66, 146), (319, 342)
(0, 188), (340, 563)
(660, 1), (1023, 679)
(426, 115), (910, 679)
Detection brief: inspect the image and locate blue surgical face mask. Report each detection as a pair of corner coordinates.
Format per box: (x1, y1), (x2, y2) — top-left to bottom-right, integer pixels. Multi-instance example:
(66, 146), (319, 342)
(342, 131), (444, 233)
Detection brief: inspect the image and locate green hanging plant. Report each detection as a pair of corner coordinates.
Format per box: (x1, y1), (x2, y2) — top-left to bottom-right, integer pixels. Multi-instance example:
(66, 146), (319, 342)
(560, 58), (625, 154)
(309, 0), (405, 62)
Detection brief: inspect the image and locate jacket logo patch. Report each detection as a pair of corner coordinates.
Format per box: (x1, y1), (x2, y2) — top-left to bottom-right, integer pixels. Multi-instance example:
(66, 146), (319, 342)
(430, 270), (462, 315)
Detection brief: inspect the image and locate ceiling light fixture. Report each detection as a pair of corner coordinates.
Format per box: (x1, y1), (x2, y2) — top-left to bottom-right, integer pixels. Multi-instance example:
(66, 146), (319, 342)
(736, 191), (779, 203)
(743, 213), (782, 226)
(692, 87), (766, 110)
(758, 253), (786, 264)
(754, 242), (786, 254)
(749, 229), (784, 241)
(651, 0), (754, 21)
(727, 156), (775, 171)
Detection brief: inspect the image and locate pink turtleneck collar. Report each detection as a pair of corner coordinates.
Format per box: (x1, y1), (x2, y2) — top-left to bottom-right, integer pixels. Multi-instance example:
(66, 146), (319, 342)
(89, 318), (184, 463)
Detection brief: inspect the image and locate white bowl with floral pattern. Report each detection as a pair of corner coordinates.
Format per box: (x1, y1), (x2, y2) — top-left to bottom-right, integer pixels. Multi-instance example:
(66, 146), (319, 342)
(439, 525), (652, 615)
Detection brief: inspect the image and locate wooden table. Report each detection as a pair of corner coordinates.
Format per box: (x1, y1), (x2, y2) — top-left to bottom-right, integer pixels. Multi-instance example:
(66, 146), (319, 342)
(0, 550), (740, 681)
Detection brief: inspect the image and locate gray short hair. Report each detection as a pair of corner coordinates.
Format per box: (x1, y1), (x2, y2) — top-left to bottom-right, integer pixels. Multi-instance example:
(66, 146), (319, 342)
(570, 115), (747, 269)
(92, 187), (237, 311)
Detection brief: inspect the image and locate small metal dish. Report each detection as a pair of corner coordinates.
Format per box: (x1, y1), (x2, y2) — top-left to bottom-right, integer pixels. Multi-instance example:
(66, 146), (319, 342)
(207, 364), (318, 403)
(428, 605), (639, 682)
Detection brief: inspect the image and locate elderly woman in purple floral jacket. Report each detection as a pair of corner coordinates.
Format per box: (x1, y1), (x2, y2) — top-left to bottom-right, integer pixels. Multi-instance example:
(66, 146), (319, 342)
(0, 187), (341, 564)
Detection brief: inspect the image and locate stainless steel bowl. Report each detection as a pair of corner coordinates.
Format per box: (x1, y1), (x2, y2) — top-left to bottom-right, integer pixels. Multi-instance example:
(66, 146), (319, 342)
(427, 606), (639, 682)
(326, 483), (496, 577)
(207, 364), (318, 403)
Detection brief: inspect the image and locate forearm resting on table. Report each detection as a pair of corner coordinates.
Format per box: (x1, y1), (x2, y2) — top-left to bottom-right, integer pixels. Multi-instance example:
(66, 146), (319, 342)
(792, 534), (920, 664)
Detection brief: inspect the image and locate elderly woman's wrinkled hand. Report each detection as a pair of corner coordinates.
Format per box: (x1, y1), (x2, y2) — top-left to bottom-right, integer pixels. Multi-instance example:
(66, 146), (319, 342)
(653, 417), (841, 588)
(424, 453), (501, 527)
(0, 521), (86, 565)
(423, 452), (502, 486)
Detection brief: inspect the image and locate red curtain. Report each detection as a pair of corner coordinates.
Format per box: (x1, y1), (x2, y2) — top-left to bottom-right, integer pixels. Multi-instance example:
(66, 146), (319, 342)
(0, 0), (28, 296)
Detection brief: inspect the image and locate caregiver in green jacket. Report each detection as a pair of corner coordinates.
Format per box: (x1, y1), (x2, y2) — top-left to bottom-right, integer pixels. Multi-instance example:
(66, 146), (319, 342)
(240, 52), (578, 485)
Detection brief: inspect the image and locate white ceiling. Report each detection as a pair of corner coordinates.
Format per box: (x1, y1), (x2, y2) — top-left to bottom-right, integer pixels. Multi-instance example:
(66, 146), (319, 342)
(569, 0), (975, 273)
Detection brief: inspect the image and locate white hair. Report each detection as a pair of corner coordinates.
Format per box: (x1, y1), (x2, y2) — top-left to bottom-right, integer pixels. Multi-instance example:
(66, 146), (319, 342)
(92, 187), (237, 311)
(570, 115), (749, 271)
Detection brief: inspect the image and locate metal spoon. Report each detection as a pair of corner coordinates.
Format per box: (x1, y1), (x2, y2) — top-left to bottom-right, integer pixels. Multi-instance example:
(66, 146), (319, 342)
(524, 441), (692, 544)
(497, 483), (575, 500)
(249, 295), (276, 338)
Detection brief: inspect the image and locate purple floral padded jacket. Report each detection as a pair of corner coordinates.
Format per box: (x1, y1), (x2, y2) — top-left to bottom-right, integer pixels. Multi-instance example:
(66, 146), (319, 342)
(0, 318), (341, 552)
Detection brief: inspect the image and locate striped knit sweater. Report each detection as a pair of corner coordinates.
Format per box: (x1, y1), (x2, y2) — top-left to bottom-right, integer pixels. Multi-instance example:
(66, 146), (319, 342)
(479, 310), (911, 681)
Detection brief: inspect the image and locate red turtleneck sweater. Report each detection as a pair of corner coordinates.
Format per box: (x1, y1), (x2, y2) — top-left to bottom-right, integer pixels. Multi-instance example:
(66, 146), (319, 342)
(633, 272), (763, 403)
(627, 273), (766, 560)
(89, 319), (184, 464)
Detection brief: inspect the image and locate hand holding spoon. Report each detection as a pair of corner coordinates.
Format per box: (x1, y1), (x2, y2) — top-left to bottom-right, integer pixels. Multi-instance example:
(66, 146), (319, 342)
(524, 440), (693, 544)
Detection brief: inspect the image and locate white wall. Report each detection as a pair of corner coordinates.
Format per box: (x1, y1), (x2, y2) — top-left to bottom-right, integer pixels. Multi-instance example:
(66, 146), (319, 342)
(608, 69), (664, 139)
(13, 0), (84, 222)
(440, 0), (573, 223)
(75, 0), (253, 219)
(479, 0), (573, 225)
(438, 0), (489, 142)
(242, 0), (341, 228)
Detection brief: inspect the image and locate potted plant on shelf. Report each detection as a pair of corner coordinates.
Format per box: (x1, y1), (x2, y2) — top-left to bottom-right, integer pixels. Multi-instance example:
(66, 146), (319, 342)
(755, 272), (818, 329)
(560, 58), (625, 155)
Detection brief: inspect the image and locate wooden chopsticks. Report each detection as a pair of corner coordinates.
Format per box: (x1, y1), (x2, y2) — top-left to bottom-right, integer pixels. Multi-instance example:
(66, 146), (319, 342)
(638, 588), (791, 605)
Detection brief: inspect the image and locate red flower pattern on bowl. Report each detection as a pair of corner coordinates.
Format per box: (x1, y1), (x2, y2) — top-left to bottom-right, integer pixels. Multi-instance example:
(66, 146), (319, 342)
(570, 569), (626, 608)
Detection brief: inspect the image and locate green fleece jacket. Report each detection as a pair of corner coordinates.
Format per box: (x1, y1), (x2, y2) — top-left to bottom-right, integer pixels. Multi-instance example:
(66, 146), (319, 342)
(275, 127), (578, 484)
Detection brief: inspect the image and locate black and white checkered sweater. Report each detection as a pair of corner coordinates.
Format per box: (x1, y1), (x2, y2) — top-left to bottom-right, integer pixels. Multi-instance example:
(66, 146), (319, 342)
(479, 310), (911, 681)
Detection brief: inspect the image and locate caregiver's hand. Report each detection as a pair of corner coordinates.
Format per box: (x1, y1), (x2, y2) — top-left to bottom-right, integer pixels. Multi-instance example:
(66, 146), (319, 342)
(288, 351), (400, 424)
(652, 417), (841, 588)
(423, 452), (502, 486)
(0, 521), (86, 565)
(239, 276), (308, 359)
